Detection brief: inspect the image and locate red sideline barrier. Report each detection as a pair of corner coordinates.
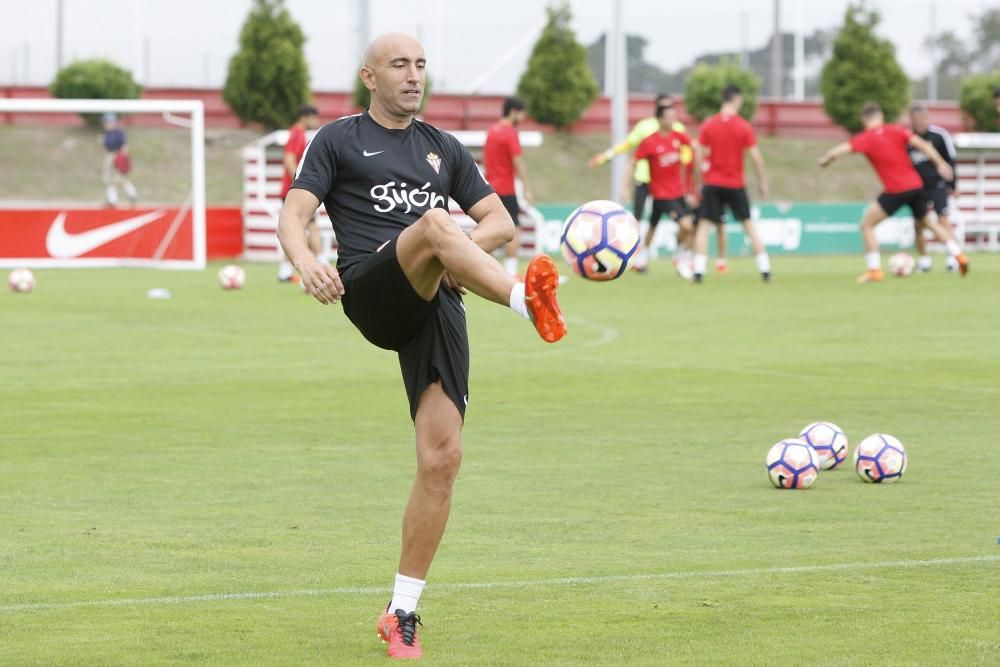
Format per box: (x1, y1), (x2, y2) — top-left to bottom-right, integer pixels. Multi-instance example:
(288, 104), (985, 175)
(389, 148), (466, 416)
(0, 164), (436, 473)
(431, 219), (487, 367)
(2, 86), (967, 138)
(206, 207), (243, 259)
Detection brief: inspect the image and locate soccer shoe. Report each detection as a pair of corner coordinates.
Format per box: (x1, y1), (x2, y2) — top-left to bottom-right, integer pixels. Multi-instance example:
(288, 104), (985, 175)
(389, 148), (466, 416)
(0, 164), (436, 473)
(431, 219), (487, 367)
(377, 607), (424, 659)
(525, 254), (567, 343)
(955, 253), (970, 276)
(715, 261), (729, 274)
(675, 261), (694, 281)
(855, 268), (885, 284)
(761, 272), (771, 283)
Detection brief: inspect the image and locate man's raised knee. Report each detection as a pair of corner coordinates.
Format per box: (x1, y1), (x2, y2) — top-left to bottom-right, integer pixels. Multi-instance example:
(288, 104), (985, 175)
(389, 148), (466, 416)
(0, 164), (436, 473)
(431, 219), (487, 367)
(418, 440), (463, 483)
(417, 208), (459, 250)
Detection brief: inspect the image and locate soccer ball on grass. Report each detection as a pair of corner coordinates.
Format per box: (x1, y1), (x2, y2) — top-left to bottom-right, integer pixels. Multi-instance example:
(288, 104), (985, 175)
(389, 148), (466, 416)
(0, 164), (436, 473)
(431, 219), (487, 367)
(854, 433), (907, 483)
(8, 268), (35, 293)
(218, 265), (246, 290)
(560, 200), (640, 281)
(799, 421), (848, 470)
(888, 252), (915, 277)
(765, 438), (820, 489)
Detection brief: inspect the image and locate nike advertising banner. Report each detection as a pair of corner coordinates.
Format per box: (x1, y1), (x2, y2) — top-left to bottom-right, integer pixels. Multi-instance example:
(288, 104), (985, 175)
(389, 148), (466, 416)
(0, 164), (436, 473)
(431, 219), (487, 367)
(0, 207), (198, 268)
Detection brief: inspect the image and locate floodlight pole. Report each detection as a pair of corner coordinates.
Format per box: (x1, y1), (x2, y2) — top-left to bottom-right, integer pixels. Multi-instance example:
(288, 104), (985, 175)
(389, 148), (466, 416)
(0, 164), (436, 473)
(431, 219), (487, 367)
(609, 0), (627, 203)
(55, 0), (64, 69)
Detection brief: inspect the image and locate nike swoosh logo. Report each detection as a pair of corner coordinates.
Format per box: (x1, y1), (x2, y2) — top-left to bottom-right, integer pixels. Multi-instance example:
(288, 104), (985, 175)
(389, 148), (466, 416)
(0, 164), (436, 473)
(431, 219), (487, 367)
(376, 239), (391, 253)
(46, 210), (167, 258)
(362, 150), (384, 157)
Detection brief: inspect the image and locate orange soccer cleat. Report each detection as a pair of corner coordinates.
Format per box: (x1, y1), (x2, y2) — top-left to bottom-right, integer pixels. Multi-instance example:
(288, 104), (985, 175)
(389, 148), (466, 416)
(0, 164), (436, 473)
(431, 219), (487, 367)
(377, 606), (424, 659)
(525, 254), (567, 343)
(855, 268), (885, 284)
(955, 253), (970, 276)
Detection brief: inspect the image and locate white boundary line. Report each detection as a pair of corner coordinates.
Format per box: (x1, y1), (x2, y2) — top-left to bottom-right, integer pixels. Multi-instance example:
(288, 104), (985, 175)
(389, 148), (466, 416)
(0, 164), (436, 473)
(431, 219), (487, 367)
(2, 555), (997, 614)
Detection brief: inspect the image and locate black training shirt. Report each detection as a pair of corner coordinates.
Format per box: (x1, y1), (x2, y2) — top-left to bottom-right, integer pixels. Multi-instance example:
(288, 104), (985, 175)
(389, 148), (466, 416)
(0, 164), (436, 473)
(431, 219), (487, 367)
(907, 124), (957, 191)
(291, 112), (494, 271)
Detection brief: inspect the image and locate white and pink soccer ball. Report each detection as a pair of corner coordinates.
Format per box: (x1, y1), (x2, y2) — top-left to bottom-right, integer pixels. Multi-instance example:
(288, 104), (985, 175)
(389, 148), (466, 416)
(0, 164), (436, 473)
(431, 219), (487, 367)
(560, 200), (640, 281)
(8, 268), (35, 293)
(854, 433), (907, 483)
(217, 264), (246, 290)
(799, 421), (849, 470)
(888, 252), (916, 277)
(765, 438), (820, 489)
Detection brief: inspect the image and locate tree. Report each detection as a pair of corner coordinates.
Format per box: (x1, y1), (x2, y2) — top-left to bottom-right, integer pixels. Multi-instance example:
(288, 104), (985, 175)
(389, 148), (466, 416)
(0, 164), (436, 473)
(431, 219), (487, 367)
(959, 72), (1000, 131)
(915, 9), (1000, 100)
(223, 0), (310, 130)
(683, 61), (760, 122)
(352, 70), (432, 113)
(517, 2), (598, 130)
(49, 59), (142, 128)
(820, 5), (909, 133)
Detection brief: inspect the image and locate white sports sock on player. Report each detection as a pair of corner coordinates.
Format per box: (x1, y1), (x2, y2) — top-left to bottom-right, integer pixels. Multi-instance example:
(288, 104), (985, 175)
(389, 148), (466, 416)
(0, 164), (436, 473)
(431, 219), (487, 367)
(865, 251), (881, 270)
(918, 255), (932, 270)
(106, 185), (119, 205)
(637, 246), (649, 264)
(123, 181), (138, 199)
(504, 256), (519, 276)
(945, 239), (962, 256)
(693, 254), (708, 275)
(755, 252), (770, 274)
(390, 573), (425, 614)
(509, 282), (530, 320)
(277, 260), (294, 280)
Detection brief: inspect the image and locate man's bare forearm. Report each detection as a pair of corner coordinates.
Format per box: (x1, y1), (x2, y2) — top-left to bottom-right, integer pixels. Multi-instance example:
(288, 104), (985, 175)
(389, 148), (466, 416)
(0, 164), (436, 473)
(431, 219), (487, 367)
(469, 210), (514, 253)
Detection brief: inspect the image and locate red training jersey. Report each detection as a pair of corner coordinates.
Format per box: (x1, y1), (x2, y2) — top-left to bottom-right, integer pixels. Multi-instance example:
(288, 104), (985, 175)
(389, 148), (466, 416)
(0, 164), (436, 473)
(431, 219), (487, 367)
(848, 124), (922, 194)
(698, 112), (756, 188)
(483, 122), (522, 196)
(634, 130), (692, 200)
(281, 124), (308, 199)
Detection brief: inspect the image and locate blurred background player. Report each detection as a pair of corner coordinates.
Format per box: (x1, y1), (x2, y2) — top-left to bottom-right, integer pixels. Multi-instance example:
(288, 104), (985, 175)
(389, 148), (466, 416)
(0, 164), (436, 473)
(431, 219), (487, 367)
(277, 105), (323, 282)
(626, 101), (695, 279)
(101, 112), (138, 207)
(818, 102), (967, 283)
(693, 84), (771, 283)
(483, 96), (534, 277)
(908, 104), (958, 272)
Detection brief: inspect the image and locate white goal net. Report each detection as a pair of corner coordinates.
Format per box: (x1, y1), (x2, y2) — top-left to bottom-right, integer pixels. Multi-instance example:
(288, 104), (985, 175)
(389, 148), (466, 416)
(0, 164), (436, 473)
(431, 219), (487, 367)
(0, 98), (206, 269)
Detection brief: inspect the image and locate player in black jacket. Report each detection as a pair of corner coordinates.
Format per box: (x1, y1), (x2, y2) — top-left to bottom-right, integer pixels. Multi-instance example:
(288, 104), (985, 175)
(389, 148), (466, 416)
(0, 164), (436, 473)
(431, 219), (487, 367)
(908, 104), (959, 272)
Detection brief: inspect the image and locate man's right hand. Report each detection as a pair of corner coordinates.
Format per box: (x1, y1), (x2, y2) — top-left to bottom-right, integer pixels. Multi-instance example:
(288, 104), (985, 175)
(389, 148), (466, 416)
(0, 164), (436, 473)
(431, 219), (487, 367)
(299, 258), (345, 305)
(588, 152), (607, 168)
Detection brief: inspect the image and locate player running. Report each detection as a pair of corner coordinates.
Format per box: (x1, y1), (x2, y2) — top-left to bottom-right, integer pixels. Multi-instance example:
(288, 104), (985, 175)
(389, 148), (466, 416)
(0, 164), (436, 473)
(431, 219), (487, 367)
(818, 102), (967, 283)
(692, 84), (771, 283)
(908, 104), (958, 272)
(278, 105), (323, 282)
(483, 96), (534, 277)
(277, 33), (565, 660)
(626, 101), (696, 279)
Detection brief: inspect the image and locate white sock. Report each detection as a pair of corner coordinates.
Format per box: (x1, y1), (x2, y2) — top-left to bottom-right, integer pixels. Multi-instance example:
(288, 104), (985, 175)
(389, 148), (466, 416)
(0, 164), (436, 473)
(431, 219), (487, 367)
(918, 255), (932, 270)
(124, 181), (138, 199)
(504, 256), (518, 276)
(106, 186), (118, 205)
(945, 239), (962, 256)
(277, 260), (294, 280)
(865, 251), (881, 271)
(755, 252), (770, 274)
(693, 254), (708, 275)
(389, 573), (425, 614)
(509, 282), (530, 320)
(637, 246), (649, 264)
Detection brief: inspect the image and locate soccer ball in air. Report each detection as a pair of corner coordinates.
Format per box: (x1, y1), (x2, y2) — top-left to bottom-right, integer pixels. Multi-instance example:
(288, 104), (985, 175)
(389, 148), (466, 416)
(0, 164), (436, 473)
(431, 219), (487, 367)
(888, 252), (915, 277)
(218, 265), (246, 290)
(765, 438), (820, 489)
(8, 268), (34, 293)
(560, 200), (640, 281)
(854, 433), (907, 483)
(799, 421), (849, 470)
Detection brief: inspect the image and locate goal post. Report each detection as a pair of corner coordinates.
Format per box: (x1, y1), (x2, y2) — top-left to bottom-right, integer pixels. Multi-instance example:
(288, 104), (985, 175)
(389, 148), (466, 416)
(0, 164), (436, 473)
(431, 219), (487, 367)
(0, 98), (206, 269)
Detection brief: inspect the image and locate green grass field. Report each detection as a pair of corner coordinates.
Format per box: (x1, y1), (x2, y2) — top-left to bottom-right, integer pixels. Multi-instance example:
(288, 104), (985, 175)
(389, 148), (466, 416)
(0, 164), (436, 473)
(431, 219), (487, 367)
(3, 256), (999, 665)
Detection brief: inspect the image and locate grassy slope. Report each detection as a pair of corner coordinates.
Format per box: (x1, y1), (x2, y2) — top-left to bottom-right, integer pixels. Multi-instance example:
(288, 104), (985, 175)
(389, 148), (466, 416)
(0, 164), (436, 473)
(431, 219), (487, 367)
(0, 126), (877, 206)
(2, 257), (998, 664)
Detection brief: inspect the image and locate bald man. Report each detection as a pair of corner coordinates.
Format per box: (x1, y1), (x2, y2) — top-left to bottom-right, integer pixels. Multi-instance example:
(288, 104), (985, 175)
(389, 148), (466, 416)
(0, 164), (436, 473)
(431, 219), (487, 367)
(277, 32), (566, 659)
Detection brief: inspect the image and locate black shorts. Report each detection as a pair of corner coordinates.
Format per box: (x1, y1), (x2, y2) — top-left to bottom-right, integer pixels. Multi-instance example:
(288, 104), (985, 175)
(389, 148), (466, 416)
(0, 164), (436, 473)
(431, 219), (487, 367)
(340, 238), (469, 421)
(499, 194), (521, 226)
(923, 185), (950, 217)
(649, 197), (692, 227)
(633, 182), (650, 221)
(878, 189), (928, 219)
(700, 185), (750, 224)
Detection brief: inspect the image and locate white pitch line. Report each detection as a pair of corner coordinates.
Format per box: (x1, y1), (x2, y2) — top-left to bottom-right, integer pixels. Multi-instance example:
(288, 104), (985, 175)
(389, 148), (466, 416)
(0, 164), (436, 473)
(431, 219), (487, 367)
(2, 555), (997, 614)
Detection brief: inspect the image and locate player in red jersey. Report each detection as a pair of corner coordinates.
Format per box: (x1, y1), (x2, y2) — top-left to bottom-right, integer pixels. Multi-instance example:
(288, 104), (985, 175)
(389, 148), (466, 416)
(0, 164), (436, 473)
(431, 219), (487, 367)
(483, 97), (534, 277)
(277, 105), (322, 282)
(819, 102), (967, 283)
(692, 84), (771, 283)
(627, 101), (697, 279)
